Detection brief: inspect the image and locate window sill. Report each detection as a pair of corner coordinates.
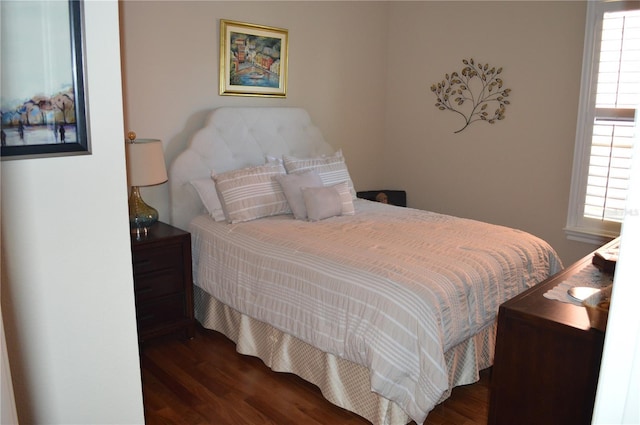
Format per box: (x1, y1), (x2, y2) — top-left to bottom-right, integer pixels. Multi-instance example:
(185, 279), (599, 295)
(564, 226), (618, 246)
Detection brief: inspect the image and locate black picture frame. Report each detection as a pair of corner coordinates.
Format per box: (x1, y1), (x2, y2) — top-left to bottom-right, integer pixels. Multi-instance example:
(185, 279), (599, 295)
(1, 0), (90, 160)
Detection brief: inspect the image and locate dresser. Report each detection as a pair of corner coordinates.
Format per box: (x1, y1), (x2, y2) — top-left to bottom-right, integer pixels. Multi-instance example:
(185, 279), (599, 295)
(488, 241), (614, 425)
(130, 221), (195, 343)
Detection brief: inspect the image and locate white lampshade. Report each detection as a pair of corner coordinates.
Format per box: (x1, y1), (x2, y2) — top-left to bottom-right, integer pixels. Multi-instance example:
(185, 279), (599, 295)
(125, 139), (168, 187)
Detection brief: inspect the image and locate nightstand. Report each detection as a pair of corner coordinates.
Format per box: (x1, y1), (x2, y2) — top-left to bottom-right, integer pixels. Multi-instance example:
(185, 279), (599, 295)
(130, 221), (195, 343)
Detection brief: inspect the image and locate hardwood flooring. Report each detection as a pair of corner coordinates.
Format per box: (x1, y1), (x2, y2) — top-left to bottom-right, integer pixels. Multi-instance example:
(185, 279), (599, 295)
(140, 326), (491, 425)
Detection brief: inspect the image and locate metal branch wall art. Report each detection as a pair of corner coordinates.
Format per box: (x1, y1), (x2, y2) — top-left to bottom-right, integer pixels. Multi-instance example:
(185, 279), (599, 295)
(431, 58), (511, 133)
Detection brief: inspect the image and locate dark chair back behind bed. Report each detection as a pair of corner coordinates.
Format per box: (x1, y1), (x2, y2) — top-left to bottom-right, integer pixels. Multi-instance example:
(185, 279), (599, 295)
(356, 190), (407, 207)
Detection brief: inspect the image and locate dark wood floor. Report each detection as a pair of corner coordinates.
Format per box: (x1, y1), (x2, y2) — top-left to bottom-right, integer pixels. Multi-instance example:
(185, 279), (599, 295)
(140, 326), (491, 425)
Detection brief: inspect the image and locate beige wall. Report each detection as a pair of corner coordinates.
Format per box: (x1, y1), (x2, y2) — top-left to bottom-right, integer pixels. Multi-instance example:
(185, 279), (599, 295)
(382, 1), (594, 264)
(120, 1), (389, 225)
(121, 1), (596, 264)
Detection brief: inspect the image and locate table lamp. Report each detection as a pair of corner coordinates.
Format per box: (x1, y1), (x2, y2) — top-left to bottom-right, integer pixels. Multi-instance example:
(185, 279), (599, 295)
(125, 131), (168, 237)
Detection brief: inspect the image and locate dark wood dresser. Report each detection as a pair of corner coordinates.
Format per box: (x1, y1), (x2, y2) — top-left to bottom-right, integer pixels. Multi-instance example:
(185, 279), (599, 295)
(130, 221), (195, 343)
(488, 240), (615, 425)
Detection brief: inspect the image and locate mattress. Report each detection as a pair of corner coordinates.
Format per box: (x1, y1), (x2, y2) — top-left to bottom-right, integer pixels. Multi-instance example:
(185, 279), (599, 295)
(189, 199), (562, 423)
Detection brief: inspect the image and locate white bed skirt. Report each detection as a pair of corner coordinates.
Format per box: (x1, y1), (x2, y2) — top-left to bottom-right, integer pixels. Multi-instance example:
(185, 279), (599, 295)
(194, 286), (496, 425)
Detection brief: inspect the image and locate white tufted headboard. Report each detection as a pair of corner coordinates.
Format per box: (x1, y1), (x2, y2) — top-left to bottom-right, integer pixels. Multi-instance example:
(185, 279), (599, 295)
(169, 107), (335, 230)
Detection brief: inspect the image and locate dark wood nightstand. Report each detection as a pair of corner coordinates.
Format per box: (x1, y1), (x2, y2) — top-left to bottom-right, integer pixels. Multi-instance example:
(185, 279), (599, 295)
(488, 240), (616, 425)
(130, 221), (195, 343)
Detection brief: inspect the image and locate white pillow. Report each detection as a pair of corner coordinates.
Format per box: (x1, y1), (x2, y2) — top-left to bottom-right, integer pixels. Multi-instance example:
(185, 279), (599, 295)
(275, 170), (324, 220)
(283, 150), (357, 199)
(302, 181), (355, 221)
(213, 162), (290, 223)
(190, 178), (226, 221)
(302, 186), (342, 222)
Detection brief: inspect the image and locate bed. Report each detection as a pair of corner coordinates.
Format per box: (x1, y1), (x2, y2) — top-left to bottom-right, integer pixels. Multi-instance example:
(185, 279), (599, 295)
(169, 106), (562, 424)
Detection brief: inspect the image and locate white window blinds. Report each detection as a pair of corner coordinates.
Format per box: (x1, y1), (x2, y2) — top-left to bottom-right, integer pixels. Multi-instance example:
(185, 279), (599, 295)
(566, 2), (639, 243)
(586, 9), (639, 223)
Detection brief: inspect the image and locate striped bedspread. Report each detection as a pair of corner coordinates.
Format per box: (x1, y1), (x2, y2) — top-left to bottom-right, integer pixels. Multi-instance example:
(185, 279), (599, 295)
(189, 199), (562, 422)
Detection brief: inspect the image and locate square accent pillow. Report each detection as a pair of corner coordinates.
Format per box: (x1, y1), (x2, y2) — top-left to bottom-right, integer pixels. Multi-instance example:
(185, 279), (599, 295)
(190, 178), (226, 221)
(213, 162), (290, 223)
(302, 186), (343, 222)
(275, 170), (323, 220)
(283, 150), (357, 199)
(302, 181), (355, 221)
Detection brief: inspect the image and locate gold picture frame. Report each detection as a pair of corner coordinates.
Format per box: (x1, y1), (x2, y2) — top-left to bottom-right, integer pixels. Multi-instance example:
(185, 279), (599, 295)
(219, 19), (288, 98)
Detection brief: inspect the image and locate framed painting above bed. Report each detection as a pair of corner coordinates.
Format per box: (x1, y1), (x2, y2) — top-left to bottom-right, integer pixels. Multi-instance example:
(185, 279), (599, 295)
(219, 19), (288, 98)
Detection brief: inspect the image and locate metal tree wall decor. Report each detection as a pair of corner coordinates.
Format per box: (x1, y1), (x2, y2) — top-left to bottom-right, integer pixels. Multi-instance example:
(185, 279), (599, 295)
(431, 58), (511, 133)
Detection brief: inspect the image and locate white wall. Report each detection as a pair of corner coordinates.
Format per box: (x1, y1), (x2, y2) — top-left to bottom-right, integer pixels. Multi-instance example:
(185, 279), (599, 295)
(0, 1), (145, 423)
(592, 110), (640, 425)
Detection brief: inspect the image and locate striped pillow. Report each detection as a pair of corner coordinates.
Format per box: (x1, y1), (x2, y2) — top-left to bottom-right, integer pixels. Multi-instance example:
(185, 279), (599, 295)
(213, 162), (291, 223)
(283, 150), (357, 199)
(334, 181), (355, 215)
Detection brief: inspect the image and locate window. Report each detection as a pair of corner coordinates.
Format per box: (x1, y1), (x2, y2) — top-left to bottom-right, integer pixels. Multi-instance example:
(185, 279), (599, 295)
(566, 1), (640, 244)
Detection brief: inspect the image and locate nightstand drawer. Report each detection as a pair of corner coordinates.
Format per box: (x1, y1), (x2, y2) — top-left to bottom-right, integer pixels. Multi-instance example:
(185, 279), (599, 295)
(130, 221), (195, 343)
(134, 269), (183, 301)
(132, 243), (184, 276)
(136, 294), (186, 330)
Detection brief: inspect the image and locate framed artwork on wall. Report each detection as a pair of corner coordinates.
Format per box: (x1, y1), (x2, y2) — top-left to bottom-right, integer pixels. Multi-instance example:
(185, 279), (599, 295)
(1, 0), (90, 160)
(219, 19), (288, 98)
